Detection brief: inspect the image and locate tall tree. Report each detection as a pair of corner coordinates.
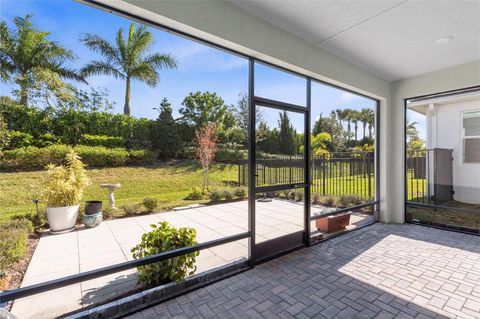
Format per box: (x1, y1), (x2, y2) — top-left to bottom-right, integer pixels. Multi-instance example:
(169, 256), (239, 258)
(360, 108), (374, 140)
(235, 92), (263, 146)
(350, 109), (361, 144)
(277, 111), (297, 155)
(195, 124), (218, 192)
(312, 112), (344, 151)
(179, 91), (235, 135)
(80, 23), (177, 116)
(151, 98), (183, 159)
(0, 15), (85, 106)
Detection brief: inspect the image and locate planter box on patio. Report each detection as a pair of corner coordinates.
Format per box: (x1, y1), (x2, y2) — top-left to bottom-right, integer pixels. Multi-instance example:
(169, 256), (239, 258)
(316, 212), (351, 233)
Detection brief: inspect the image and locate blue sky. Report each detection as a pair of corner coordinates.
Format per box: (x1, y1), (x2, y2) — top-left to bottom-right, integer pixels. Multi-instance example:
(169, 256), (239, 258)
(0, 0), (377, 135)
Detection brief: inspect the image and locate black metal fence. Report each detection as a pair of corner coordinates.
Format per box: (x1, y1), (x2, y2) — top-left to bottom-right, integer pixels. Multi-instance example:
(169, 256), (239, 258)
(406, 148), (453, 205)
(238, 152), (375, 199)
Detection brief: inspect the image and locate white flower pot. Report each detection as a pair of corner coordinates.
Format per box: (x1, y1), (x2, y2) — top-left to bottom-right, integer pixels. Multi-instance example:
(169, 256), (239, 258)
(46, 204), (79, 233)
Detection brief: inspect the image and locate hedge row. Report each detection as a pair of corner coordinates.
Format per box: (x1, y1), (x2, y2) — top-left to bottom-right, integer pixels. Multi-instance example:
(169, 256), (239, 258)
(0, 145), (155, 171)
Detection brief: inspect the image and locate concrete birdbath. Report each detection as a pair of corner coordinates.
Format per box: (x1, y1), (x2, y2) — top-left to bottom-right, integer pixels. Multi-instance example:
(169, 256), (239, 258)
(100, 183), (121, 208)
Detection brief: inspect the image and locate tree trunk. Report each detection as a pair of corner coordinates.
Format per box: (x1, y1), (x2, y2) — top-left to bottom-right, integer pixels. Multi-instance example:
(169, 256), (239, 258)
(362, 122), (367, 140)
(368, 124), (372, 139)
(124, 77), (131, 116)
(19, 82), (28, 106)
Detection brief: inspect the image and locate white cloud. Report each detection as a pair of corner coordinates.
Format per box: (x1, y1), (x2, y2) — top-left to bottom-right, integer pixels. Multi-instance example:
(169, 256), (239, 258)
(339, 92), (361, 103)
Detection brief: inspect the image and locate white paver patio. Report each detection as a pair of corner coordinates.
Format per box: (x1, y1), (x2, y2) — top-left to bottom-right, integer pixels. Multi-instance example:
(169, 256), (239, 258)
(10, 199), (372, 319)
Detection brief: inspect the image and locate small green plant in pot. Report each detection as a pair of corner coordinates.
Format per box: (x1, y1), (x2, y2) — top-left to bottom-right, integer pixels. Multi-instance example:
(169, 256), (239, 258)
(43, 150), (90, 233)
(131, 222), (199, 286)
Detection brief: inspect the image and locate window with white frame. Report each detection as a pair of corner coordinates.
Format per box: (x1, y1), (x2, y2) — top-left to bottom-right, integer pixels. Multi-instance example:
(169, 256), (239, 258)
(462, 110), (480, 163)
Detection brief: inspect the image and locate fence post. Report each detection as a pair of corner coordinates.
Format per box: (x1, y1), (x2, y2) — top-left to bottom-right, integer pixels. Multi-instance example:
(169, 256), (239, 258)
(322, 155), (326, 196)
(367, 152), (372, 199)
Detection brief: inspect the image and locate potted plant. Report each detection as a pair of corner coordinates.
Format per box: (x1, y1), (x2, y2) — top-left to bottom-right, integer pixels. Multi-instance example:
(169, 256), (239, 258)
(43, 150), (90, 234)
(83, 200), (103, 228)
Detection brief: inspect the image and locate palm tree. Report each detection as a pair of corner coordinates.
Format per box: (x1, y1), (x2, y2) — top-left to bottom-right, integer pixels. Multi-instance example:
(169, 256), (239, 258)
(360, 108), (374, 140)
(0, 15), (85, 106)
(350, 109), (361, 145)
(80, 23), (177, 116)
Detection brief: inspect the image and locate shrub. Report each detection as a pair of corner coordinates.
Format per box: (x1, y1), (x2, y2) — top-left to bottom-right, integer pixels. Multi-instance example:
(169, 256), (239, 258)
(294, 190), (304, 202)
(221, 189), (234, 201)
(122, 204), (141, 215)
(186, 187), (204, 200)
(131, 222), (198, 286)
(34, 133), (60, 148)
(287, 190), (296, 201)
(338, 195), (363, 207)
(312, 193), (321, 205)
(42, 150), (90, 207)
(214, 148), (246, 163)
(103, 207), (123, 219)
(0, 218), (32, 275)
(323, 195), (338, 207)
(234, 187), (247, 199)
(80, 134), (125, 148)
(7, 130), (33, 149)
(209, 189), (223, 202)
(128, 149), (156, 165)
(0, 145), (157, 170)
(143, 198), (159, 213)
(74, 145), (129, 167)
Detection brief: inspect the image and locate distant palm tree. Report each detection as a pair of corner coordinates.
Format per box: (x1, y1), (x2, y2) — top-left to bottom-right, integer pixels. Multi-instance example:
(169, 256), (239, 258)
(360, 108), (374, 140)
(80, 23), (177, 116)
(335, 109), (350, 141)
(350, 109), (361, 145)
(0, 15), (85, 106)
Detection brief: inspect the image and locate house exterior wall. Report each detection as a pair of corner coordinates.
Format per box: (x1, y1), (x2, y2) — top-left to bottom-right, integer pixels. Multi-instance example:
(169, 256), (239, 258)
(392, 60), (480, 222)
(433, 99), (480, 204)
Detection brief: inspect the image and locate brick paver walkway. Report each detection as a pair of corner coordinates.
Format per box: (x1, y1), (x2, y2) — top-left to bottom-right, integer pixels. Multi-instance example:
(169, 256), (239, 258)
(125, 224), (480, 319)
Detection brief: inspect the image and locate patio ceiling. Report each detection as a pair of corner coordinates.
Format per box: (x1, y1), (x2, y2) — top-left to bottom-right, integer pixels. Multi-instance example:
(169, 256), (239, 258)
(229, 0), (480, 81)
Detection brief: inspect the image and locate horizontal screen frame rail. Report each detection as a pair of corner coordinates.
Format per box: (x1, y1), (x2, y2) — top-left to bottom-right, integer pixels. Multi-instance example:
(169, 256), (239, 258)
(0, 231), (251, 302)
(310, 201), (378, 221)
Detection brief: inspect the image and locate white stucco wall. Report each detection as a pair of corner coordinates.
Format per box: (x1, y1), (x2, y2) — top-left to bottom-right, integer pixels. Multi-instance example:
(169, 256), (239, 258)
(433, 99), (480, 204)
(392, 61), (480, 221)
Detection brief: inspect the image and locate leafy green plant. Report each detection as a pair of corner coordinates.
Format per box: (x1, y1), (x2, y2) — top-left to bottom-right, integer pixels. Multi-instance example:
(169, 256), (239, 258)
(34, 133), (60, 148)
(338, 195), (363, 207)
(234, 187), (247, 199)
(221, 189), (234, 201)
(7, 130), (32, 149)
(209, 189), (223, 202)
(185, 186), (204, 200)
(121, 204), (141, 215)
(312, 193), (321, 205)
(143, 198), (158, 213)
(294, 190), (304, 202)
(80, 134), (125, 148)
(103, 207), (123, 219)
(323, 195), (338, 207)
(42, 150), (90, 207)
(131, 222), (198, 286)
(0, 218), (32, 275)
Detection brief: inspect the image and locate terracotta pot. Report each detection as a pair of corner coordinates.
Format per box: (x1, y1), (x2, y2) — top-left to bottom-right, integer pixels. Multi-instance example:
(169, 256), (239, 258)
(316, 212), (351, 233)
(0, 274), (12, 290)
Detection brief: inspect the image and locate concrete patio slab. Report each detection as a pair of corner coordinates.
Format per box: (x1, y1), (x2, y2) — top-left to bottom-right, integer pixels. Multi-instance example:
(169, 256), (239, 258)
(10, 199), (372, 318)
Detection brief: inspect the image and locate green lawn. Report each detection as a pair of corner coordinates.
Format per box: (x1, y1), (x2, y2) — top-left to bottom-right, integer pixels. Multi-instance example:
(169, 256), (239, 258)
(407, 207), (480, 230)
(0, 161), (239, 220)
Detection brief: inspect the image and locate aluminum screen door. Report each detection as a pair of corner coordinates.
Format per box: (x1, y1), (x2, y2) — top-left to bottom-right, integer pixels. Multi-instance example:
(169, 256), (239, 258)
(253, 100), (309, 262)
